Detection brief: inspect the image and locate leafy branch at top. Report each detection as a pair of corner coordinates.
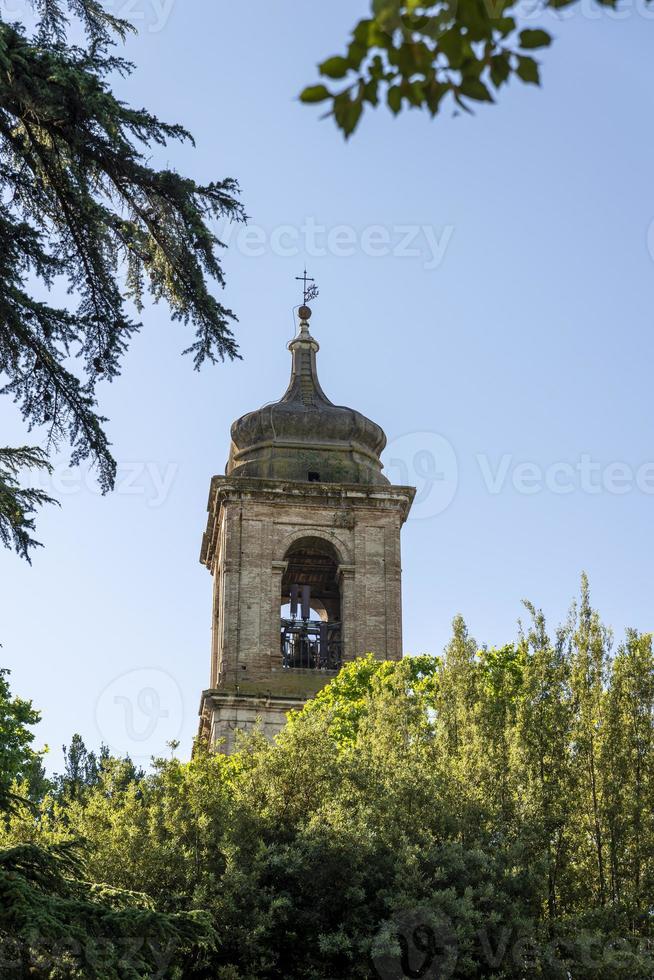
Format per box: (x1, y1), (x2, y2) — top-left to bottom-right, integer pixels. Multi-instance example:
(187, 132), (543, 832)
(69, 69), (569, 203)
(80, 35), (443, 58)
(300, 0), (573, 136)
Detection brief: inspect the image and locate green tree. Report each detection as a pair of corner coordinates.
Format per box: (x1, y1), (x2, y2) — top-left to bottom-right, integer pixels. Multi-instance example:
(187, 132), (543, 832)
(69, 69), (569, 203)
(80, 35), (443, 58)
(0, 841), (216, 979)
(0, 674), (216, 978)
(0, 0), (244, 558)
(300, 0), (630, 136)
(510, 602), (572, 922)
(438, 613), (478, 753)
(55, 735), (102, 803)
(600, 629), (654, 919)
(6, 584), (654, 977)
(291, 650), (440, 747)
(566, 575), (612, 908)
(0, 667), (41, 814)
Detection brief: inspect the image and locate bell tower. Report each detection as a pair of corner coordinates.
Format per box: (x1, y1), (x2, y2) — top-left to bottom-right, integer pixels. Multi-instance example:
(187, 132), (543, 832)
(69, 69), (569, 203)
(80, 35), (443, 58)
(198, 295), (415, 752)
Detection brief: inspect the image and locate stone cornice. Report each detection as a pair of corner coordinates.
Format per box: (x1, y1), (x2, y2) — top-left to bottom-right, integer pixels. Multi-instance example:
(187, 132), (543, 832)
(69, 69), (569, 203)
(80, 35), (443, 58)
(196, 689), (311, 747)
(201, 688), (317, 707)
(200, 476), (415, 569)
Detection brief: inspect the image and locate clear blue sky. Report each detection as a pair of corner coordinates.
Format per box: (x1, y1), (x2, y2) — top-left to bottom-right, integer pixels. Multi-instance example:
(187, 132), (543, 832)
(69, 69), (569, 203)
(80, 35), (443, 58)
(2, 1), (653, 769)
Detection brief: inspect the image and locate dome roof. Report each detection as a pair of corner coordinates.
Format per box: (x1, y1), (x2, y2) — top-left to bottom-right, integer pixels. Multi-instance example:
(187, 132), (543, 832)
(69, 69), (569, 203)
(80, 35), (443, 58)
(226, 308), (388, 486)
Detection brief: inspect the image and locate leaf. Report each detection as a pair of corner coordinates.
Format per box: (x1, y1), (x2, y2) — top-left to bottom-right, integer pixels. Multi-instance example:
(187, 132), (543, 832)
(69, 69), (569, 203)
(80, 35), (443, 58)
(496, 16), (516, 37)
(387, 85), (403, 114)
(459, 0), (492, 40)
(348, 40), (368, 69)
(405, 80), (426, 107)
(425, 80), (448, 116)
(516, 55), (540, 84)
(438, 29), (464, 69)
(364, 80), (380, 106)
(353, 18), (373, 44)
(459, 78), (494, 102)
(490, 53), (511, 88)
(299, 85), (331, 104)
(333, 91), (363, 137)
(319, 56), (350, 79)
(519, 29), (552, 49)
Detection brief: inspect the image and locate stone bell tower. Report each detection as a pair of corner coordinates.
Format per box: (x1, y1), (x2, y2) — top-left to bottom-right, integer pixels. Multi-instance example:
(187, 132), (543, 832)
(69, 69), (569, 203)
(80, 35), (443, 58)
(197, 295), (415, 752)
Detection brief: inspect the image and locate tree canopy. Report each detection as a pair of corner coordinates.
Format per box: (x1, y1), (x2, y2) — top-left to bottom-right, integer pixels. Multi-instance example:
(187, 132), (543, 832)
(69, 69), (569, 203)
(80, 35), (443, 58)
(0, 0), (244, 559)
(0, 670), (215, 979)
(0, 667), (41, 813)
(3, 580), (654, 977)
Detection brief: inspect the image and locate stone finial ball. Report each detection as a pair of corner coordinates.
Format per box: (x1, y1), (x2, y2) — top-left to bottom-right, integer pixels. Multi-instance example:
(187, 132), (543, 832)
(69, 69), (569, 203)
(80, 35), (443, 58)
(298, 305), (312, 321)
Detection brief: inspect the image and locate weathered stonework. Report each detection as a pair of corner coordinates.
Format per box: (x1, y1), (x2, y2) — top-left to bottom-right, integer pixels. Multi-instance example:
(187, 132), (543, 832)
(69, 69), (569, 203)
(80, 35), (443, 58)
(198, 691), (309, 755)
(197, 305), (415, 750)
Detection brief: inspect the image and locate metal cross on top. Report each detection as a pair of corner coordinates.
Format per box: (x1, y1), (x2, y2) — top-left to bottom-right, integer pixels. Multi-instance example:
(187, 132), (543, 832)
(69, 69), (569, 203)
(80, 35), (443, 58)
(296, 268), (319, 305)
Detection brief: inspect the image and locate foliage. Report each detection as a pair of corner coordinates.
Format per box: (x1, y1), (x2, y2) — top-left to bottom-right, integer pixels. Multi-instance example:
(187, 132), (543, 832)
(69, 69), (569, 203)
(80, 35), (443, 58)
(291, 650), (440, 746)
(0, 448), (57, 560)
(0, 668), (41, 814)
(0, 0), (244, 558)
(0, 840), (215, 979)
(300, 0), (643, 136)
(0, 675), (215, 978)
(4, 580), (654, 976)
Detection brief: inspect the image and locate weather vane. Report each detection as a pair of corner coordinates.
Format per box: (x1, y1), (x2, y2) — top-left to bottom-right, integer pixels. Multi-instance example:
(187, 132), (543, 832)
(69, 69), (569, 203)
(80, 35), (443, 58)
(296, 268), (319, 306)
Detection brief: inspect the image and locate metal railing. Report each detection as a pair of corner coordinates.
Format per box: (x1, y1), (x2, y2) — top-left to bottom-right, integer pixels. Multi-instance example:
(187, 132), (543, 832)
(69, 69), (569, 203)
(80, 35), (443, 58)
(280, 618), (342, 671)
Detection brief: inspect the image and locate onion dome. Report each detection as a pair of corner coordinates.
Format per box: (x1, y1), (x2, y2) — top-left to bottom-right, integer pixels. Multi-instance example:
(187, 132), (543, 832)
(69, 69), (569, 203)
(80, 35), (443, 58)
(226, 305), (388, 485)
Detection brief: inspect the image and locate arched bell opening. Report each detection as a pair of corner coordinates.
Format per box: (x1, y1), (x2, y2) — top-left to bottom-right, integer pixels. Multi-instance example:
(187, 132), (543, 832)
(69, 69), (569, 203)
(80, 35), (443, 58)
(280, 601), (326, 622)
(280, 537), (343, 671)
